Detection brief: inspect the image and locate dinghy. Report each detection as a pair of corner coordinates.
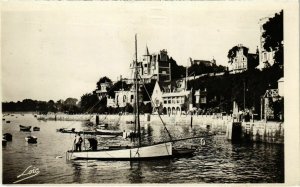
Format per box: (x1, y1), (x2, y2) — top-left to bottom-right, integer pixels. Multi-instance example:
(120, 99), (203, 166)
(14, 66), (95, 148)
(20, 125), (31, 131)
(25, 136), (37, 144)
(33, 127), (40, 131)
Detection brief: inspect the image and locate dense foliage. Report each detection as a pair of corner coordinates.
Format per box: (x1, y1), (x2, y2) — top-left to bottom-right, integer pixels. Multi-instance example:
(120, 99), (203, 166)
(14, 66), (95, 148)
(262, 10), (283, 65)
(188, 65), (283, 117)
(96, 76), (112, 90)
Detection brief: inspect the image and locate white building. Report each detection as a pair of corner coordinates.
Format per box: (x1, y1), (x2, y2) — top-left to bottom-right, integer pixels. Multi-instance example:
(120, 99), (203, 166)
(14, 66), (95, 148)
(95, 82), (112, 100)
(228, 44), (259, 74)
(114, 89), (135, 108)
(151, 81), (192, 115)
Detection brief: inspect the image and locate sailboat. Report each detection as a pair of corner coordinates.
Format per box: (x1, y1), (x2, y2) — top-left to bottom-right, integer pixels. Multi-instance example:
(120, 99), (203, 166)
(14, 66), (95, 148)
(66, 35), (196, 160)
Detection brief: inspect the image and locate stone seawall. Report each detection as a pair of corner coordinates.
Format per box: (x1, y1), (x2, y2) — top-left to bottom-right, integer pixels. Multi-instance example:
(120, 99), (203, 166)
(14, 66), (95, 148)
(226, 121), (284, 144)
(37, 114), (232, 132)
(37, 114), (284, 144)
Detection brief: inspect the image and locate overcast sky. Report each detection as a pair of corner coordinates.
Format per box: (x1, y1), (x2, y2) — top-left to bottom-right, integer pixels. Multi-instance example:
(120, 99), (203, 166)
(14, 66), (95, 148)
(1, 2), (282, 102)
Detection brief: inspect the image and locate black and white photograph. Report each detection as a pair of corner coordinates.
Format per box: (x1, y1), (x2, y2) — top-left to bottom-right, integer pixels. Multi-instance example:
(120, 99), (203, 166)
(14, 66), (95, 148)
(1, 1), (299, 185)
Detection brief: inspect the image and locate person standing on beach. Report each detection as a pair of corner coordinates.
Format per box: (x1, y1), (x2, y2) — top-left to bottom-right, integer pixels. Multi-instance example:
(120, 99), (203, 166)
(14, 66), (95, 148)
(74, 133), (83, 152)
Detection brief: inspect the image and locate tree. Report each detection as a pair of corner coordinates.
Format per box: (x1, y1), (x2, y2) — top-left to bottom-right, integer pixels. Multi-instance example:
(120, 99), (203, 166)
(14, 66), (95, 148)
(169, 57), (186, 80)
(262, 10), (283, 65)
(124, 103), (134, 113)
(47, 100), (57, 113)
(64, 98), (78, 106)
(79, 93), (99, 113)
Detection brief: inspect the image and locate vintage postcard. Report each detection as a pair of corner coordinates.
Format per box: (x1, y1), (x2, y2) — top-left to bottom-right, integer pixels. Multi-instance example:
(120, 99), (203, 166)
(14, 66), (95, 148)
(1, 1), (299, 185)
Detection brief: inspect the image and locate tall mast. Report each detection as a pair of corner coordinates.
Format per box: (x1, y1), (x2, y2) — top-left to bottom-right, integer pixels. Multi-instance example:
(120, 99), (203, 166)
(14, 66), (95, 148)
(135, 34), (141, 146)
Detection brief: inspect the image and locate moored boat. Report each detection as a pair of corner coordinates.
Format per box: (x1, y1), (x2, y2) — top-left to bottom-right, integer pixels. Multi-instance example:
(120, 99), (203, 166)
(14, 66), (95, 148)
(25, 136), (37, 144)
(95, 129), (123, 136)
(97, 123), (108, 128)
(57, 128), (75, 133)
(33, 127), (40, 131)
(20, 125), (31, 131)
(67, 142), (173, 160)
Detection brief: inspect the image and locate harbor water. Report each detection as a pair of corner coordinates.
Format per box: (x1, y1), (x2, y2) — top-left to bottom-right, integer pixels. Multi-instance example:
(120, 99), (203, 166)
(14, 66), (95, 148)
(2, 114), (284, 184)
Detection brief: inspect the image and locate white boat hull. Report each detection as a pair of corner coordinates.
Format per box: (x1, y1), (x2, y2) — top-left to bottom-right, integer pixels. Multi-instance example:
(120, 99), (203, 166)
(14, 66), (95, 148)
(67, 142), (172, 160)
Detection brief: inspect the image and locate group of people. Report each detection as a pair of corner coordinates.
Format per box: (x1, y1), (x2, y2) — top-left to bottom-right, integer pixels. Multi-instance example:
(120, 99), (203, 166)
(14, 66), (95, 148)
(73, 133), (98, 152)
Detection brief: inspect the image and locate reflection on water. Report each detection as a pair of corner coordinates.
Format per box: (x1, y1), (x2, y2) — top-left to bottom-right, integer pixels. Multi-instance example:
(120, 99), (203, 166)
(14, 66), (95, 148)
(2, 114), (284, 184)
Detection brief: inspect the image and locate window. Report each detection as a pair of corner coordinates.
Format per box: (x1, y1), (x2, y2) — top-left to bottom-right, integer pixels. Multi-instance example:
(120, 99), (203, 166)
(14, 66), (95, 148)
(123, 95), (126, 102)
(131, 95), (134, 102)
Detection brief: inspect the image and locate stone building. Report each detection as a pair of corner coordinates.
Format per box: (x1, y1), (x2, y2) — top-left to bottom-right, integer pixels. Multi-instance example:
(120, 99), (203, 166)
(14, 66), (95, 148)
(228, 44), (259, 74)
(151, 81), (193, 115)
(114, 89), (135, 108)
(95, 82), (112, 100)
(190, 57), (216, 66)
(130, 46), (171, 83)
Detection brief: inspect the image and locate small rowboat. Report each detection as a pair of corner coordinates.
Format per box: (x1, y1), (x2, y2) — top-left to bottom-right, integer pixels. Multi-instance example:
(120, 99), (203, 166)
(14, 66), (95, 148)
(57, 128), (75, 133)
(33, 127), (40, 131)
(20, 125), (31, 131)
(25, 136), (37, 144)
(97, 123), (108, 128)
(95, 129), (123, 136)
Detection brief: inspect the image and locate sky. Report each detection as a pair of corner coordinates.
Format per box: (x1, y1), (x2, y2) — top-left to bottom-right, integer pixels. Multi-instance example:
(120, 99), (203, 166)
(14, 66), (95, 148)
(1, 2), (282, 102)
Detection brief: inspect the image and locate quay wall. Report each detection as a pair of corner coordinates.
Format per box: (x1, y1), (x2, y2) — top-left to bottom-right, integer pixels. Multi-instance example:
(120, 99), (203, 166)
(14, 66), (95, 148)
(226, 121), (284, 144)
(37, 114), (284, 144)
(37, 114), (231, 131)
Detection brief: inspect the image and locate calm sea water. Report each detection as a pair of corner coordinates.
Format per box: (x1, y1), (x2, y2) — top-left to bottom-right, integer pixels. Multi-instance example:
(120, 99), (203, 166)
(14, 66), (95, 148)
(2, 114), (284, 184)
